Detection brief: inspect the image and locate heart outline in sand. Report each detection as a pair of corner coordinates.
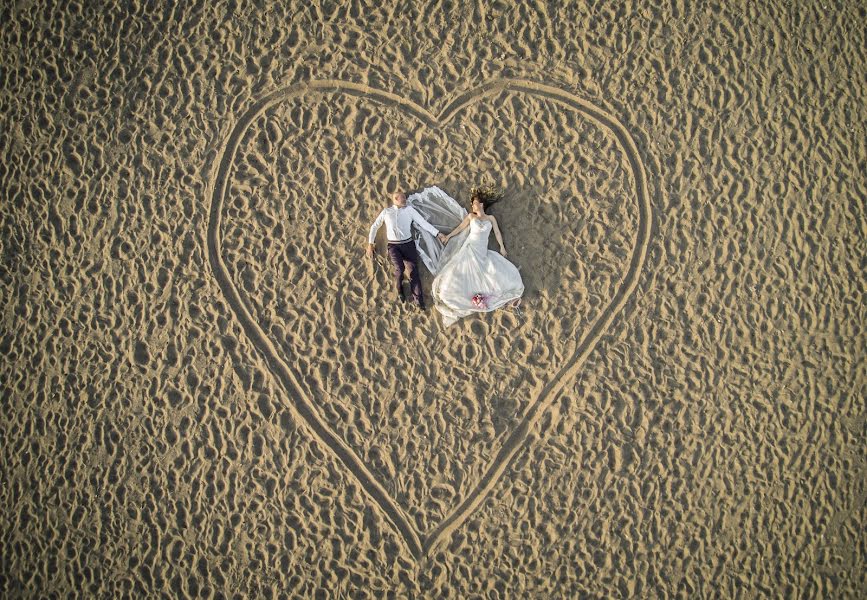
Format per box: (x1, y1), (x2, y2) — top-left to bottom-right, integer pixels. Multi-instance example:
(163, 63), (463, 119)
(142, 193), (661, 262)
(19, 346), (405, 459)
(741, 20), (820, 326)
(207, 78), (652, 559)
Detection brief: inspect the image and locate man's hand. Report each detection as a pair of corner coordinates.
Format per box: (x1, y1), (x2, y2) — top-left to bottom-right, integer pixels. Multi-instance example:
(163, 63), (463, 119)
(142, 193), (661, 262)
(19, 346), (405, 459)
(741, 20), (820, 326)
(437, 233), (447, 244)
(366, 243), (375, 258)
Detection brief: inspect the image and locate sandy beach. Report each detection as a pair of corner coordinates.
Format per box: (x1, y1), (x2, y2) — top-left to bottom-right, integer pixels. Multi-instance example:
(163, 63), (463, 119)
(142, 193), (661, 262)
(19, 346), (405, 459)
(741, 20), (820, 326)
(1, 0), (864, 596)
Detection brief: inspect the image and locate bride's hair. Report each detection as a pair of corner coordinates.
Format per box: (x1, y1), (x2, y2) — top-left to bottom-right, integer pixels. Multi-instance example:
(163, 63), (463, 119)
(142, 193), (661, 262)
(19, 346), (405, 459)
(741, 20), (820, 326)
(470, 183), (503, 210)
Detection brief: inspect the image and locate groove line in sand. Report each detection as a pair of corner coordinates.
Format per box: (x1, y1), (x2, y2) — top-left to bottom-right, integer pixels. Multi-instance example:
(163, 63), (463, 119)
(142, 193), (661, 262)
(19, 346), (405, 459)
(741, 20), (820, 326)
(206, 78), (653, 559)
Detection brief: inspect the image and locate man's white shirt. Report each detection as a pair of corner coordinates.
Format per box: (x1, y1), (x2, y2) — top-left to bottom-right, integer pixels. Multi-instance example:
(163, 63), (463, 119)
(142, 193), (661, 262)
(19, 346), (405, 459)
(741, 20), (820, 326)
(368, 205), (440, 244)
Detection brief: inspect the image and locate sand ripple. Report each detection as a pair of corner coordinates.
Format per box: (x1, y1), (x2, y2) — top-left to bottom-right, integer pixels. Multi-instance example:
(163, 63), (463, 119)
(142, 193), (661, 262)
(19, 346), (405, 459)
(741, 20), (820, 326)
(0, 0), (863, 596)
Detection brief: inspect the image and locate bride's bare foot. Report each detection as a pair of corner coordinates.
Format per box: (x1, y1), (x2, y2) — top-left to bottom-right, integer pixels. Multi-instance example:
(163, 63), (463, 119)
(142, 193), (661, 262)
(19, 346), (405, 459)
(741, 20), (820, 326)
(509, 298), (522, 309)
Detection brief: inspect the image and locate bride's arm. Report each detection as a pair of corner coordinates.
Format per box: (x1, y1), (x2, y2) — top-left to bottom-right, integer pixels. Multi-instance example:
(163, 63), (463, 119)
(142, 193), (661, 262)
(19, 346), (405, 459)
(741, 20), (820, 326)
(490, 217), (507, 256)
(443, 215), (471, 243)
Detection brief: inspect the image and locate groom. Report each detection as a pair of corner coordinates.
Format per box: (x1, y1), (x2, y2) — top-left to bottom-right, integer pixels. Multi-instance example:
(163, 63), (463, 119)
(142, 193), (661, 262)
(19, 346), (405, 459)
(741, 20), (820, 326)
(367, 190), (446, 309)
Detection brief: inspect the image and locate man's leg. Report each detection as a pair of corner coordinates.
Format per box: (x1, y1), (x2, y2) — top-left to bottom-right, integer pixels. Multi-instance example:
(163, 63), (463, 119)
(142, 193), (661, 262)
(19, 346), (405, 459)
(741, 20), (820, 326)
(386, 244), (406, 301)
(400, 242), (425, 307)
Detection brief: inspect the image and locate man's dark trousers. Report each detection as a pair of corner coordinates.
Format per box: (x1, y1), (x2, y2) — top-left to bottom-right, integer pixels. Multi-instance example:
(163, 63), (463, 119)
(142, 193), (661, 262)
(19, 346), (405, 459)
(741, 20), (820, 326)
(387, 240), (424, 306)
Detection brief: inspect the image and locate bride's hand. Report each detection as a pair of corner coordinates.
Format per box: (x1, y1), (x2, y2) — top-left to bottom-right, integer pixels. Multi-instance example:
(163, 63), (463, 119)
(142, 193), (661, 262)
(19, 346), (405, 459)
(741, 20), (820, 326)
(500, 247), (507, 257)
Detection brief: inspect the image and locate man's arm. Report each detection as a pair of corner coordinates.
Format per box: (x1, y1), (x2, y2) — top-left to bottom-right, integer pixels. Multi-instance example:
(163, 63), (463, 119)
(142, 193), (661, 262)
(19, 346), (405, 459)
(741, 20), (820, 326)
(408, 207), (446, 242)
(367, 209), (385, 257)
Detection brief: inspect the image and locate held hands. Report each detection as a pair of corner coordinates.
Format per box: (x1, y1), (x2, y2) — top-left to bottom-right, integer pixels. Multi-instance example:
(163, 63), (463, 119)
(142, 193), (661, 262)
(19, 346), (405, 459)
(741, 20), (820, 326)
(437, 233), (448, 244)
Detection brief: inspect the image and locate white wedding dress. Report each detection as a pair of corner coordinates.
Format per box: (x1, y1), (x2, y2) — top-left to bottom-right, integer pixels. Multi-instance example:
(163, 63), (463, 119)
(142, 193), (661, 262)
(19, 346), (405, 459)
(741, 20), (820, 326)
(407, 186), (525, 327)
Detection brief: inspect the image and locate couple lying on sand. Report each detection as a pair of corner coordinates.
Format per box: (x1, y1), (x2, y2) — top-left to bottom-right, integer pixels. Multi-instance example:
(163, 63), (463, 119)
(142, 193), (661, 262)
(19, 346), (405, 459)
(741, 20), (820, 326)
(366, 186), (524, 327)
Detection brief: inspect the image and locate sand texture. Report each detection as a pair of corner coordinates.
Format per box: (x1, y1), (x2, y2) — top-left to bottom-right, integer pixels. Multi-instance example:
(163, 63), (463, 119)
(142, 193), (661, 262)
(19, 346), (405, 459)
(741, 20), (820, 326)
(1, 0), (865, 597)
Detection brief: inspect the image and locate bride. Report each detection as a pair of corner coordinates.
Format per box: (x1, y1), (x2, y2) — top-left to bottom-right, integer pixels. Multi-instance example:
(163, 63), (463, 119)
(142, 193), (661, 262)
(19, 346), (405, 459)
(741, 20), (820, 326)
(407, 186), (524, 327)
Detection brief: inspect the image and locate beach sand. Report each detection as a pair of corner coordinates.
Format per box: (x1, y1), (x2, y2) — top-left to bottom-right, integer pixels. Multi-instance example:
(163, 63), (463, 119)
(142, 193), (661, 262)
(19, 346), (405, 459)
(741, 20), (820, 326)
(1, 0), (864, 596)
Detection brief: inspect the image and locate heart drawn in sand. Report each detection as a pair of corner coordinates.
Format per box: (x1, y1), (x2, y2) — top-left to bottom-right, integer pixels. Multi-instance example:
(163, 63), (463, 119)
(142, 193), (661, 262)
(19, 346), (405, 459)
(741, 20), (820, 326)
(207, 79), (651, 559)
